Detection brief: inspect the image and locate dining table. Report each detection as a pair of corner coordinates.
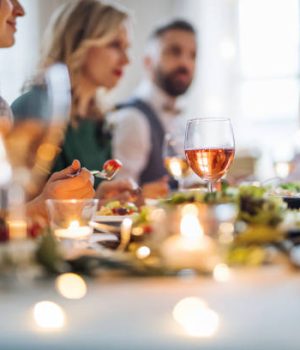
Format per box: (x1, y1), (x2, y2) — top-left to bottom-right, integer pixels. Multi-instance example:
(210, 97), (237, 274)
(0, 263), (299, 350)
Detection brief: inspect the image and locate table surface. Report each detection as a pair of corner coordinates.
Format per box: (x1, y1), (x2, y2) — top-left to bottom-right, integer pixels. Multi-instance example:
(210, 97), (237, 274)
(0, 265), (299, 350)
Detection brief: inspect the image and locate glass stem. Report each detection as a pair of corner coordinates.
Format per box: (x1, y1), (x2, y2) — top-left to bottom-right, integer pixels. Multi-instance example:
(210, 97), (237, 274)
(208, 181), (214, 193)
(178, 178), (184, 192)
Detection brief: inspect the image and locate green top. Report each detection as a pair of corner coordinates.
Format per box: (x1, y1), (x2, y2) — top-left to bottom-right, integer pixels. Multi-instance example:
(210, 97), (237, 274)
(52, 119), (112, 187)
(11, 87), (111, 188)
(11, 85), (51, 122)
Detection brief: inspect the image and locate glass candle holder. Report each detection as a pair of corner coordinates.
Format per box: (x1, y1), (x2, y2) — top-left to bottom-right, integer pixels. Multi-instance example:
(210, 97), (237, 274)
(151, 202), (237, 273)
(46, 199), (98, 241)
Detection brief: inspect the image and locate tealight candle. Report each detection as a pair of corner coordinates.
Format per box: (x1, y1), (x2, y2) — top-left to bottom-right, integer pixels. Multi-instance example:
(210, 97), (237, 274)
(54, 220), (92, 240)
(8, 219), (27, 240)
(161, 205), (218, 271)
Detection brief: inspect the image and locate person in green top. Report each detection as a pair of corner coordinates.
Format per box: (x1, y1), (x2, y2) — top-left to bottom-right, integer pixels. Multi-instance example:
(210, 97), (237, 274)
(11, 0), (130, 188)
(0, 0), (96, 220)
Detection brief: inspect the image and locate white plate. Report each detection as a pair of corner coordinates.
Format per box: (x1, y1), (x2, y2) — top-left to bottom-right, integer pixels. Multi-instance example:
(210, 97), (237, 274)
(144, 198), (159, 206)
(93, 214), (136, 223)
(90, 233), (118, 242)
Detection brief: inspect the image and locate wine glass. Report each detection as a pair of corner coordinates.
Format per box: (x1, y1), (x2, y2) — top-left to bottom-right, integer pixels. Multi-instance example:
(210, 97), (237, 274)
(272, 142), (295, 179)
(6, 63), (71, 199)
(163, 132), (190, 191)
(184, 118), (235, 192)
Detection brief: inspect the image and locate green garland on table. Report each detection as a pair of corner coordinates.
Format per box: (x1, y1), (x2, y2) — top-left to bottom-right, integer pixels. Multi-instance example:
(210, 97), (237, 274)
(0, 183), (294, 276)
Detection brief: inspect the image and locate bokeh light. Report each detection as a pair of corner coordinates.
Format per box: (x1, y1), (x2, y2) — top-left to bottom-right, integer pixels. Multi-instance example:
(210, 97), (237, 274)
(33, 301), (65, 329)
(55, 273), (87, 299)
(213, 263), (231, 282)
(173, 297), (219, 337)
(136, 246), (151, 259)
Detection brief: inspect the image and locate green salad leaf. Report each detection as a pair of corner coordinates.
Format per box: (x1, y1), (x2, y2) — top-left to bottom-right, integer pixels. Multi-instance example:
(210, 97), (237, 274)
(238, 185), (286, 226)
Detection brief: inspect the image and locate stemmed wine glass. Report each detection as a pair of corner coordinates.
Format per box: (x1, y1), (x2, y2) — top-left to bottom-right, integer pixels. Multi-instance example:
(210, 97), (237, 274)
(163, 132), (190, 191)
(184, 118), (235, 192)
(6, 63), (71, 199)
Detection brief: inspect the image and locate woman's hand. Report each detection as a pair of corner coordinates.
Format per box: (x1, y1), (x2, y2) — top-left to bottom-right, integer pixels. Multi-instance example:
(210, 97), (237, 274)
(41, 160), (95, 200)
(26, 160), (95, 218)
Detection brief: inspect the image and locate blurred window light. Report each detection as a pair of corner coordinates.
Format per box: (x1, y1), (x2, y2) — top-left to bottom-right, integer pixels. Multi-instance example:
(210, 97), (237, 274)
(203, 96), (225, 115)
(240, 79), (299, 122)
(238, 0), (300, 125)
(239, 0), (299, 79)
(220, 38), (236, 60)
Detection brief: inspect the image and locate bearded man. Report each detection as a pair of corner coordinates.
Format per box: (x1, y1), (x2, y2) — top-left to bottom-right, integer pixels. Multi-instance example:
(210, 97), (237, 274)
(110, 19), (197, 188)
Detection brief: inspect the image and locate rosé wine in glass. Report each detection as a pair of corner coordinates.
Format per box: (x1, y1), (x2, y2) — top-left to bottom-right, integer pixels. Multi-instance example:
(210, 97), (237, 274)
(184, 118), (235, 192)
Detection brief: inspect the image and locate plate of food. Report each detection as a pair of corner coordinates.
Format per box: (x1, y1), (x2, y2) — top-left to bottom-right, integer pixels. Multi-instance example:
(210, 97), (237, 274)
(94, 201), (138, 222)
(268, 182), (300, 209)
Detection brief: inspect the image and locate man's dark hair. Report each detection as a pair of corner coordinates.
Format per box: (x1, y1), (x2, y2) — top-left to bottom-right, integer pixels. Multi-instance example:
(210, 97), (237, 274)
(150, 19), (196, 40)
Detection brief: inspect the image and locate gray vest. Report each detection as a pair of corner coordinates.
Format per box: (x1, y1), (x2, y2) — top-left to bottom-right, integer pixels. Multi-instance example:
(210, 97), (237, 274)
(117, 99), (167, 185)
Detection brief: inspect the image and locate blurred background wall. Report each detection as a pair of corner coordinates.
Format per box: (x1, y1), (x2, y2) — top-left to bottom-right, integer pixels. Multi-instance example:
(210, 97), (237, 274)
(0, 0), (299, 179)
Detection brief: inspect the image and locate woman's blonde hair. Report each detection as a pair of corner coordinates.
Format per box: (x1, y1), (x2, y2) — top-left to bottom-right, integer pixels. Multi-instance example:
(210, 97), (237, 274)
(39, 0), (129, 119)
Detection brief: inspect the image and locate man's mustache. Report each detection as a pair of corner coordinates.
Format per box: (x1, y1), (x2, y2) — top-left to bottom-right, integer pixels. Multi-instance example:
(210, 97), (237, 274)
(171, 67), (190, 76)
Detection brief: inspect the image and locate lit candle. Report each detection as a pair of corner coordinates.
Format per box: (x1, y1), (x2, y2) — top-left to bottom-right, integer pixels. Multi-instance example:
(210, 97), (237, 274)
(7, 182), (27, 240)
(7, 219), (27, 240)
(54, 220), (92, 240)
(161, 204), (218, 271)
(118, 218), (132, 251)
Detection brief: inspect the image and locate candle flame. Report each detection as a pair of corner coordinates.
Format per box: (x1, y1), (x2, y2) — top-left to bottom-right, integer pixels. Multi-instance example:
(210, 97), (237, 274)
(69, 220), (80, 229)
(181, 204), (198, 216)
(180, 213), (203, 239)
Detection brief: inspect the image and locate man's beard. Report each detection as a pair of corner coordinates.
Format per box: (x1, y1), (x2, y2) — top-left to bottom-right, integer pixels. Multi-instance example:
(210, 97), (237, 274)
(155, 67), (192, 97)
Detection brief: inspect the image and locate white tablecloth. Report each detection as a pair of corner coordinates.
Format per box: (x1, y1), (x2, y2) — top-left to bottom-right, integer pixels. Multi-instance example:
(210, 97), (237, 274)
(0, 265), (299, 350)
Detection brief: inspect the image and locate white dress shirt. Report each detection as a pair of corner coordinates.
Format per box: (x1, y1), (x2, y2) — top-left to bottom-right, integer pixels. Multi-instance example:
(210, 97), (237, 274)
(109, 80), (187, 182)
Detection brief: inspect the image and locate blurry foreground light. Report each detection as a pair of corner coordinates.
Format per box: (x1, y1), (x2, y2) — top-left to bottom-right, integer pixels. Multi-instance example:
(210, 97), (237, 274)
(213, 263), (231, 282)
(132, 227), (144, 236)
(33, 301), (65, 329)
(136, 246), (151, 259)
(55, 273), (87, 299)
(173, 297), (219, 337)
(181, 204), (198, 217)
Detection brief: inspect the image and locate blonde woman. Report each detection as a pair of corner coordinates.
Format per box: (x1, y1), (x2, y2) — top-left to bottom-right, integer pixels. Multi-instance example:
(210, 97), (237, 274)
(12, 0), (168, 199)
(1, 0), (137, 219)
(12, 0), (130, 188)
